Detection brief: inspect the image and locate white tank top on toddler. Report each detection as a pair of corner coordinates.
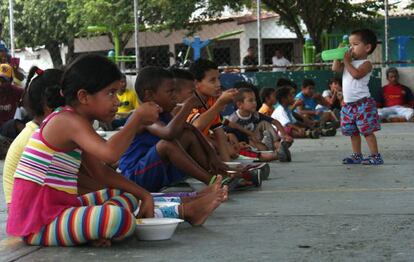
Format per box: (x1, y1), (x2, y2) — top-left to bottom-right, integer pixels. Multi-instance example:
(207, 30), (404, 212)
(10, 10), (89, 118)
(342, 59), (372, 103)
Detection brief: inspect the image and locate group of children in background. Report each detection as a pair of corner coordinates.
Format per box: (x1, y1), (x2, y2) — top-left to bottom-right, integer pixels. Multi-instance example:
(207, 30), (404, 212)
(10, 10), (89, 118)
(2, 28), (404, 248)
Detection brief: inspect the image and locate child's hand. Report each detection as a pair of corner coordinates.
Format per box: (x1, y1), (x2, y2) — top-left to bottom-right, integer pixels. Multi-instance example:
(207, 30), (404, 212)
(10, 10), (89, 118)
(283, 134), (294, 143)
(137, 194), (155, 218)
(294, 99), (303, 107)
(343, 48), (352, 64)
(134, 102), (162, 125)
(217, 89), (238, 105)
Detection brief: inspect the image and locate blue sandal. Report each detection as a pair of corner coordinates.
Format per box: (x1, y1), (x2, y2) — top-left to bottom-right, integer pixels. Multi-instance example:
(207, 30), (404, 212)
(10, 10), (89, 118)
(342, 153), (363, 164)
(362, 154), (384, 165)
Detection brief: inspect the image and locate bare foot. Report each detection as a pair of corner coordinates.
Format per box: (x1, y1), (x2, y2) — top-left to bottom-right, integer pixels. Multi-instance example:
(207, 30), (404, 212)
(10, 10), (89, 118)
(220, 185), (229, 202)
(181, 175), (225, 203)
(184, 188), (225, 226)
(90, 238), (111, 247)
(199, 175), (223, 195)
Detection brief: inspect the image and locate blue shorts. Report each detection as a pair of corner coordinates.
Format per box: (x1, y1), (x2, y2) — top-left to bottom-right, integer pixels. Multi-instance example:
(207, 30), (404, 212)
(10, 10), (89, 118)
(130, 146), (187, 192)
(340, 97), (380, 136)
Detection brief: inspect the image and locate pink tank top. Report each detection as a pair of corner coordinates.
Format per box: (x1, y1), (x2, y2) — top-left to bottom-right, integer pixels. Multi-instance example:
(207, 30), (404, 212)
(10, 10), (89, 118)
(7, 107), (83, 236)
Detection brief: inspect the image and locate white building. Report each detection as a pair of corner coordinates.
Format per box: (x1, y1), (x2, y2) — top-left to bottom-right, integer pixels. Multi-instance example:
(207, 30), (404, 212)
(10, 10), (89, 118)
(13, 46), (67, 73)
(74, 13), (302, 68)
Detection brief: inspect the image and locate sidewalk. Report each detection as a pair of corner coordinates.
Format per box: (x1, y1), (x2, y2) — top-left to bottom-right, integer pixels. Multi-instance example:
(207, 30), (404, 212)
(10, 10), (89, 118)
(1, 123), (414, 261)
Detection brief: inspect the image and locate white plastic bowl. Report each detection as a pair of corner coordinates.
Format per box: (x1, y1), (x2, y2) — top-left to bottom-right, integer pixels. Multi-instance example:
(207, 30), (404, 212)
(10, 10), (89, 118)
(224, 162), (241, 167)
(135, 218), (183, 241)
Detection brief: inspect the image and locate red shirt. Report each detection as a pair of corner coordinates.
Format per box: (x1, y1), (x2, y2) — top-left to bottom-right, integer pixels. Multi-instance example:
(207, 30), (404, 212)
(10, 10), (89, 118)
(380, 83), (414, 108)
(0, 83), (24, 125)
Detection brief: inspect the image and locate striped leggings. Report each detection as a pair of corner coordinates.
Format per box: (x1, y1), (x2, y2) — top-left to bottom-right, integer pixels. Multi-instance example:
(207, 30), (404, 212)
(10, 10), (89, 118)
(24, 189), (182, 246)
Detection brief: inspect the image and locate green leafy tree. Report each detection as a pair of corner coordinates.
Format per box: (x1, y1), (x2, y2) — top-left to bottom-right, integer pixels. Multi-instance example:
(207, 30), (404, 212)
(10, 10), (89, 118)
(68, 0), (134, 55)
(68, 0), (243, 53)
(261, 0), (383, 52)
(136, 0), (382, 53)
(1, 0), (385, 67)
(0, 0), (79, 68)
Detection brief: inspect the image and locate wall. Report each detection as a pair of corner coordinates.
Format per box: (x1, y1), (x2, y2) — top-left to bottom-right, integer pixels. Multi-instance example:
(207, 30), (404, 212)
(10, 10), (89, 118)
(239, 17), (298, 64)
(378, 17), (414, 61)
(74, 17), (300, 67)
(220, 69), (384, 101)
(14, 49), (54, 72)
(75, 20), (243, 58)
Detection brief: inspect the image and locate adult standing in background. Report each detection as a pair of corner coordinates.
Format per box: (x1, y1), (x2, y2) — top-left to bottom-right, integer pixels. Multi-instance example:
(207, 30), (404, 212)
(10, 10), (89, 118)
(272, 49), (291, 72)
(243, 47), (258, 72)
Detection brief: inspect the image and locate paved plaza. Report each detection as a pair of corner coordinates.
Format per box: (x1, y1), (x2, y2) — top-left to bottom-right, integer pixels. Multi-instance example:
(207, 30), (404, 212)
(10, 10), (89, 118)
(1, 123), (414, 262)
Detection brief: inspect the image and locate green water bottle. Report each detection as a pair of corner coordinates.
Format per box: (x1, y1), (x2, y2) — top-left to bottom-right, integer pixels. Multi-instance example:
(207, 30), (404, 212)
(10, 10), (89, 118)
(303, 37), (315, 71)
(321, 35), (349, 61)
(321, 47), (349, 61)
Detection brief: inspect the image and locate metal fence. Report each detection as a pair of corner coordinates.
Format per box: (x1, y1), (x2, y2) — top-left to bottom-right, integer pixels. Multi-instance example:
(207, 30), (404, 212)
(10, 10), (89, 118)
(1, 0), (414, 77)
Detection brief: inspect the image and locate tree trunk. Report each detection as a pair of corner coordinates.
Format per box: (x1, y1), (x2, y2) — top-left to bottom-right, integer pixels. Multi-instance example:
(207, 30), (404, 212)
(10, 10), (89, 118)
(45, 42), (63, 69)
(65, 38), (75, 65)
(308, 30), (323, 54)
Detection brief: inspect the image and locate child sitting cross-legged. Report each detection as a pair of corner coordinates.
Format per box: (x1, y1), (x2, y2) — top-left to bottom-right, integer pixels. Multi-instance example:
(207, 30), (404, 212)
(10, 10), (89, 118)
(258, 87), (277, 117)
(226, 88), (294, 162)
(272, 86), (320, 139)
(293, 79), (339, 136)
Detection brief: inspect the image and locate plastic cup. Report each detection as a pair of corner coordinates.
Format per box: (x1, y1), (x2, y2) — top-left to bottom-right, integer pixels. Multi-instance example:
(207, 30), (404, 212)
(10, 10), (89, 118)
(321, 47), (349, 61)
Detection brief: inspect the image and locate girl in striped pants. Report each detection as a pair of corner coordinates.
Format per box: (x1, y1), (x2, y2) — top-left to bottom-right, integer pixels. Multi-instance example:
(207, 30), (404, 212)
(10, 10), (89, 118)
(7, 55), (226, 247)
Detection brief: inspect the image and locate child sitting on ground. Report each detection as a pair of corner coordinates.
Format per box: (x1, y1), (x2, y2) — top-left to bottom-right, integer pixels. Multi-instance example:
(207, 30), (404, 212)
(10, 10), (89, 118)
(187, 59), (238, 162)
(3, 67), (65, 207)
(226, 88), (294, 162)
(6, 55), (227, 247)
(2, 66), (114, 207)
(119, 67), (233, 192)
(169, 68), (264, 185)
(272, 86), (319, 138)
(294, 79), (338, 136)
(332, 28), (383, 165)
(316, 77), (343, 119)
(170, 68), (232, 172)
(258, 87), (277, 117)
(111, 74), (139, 129)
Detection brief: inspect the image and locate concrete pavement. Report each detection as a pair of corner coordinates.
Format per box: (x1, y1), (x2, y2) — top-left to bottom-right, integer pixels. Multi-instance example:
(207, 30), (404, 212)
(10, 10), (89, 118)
(1, 123), (414, 262)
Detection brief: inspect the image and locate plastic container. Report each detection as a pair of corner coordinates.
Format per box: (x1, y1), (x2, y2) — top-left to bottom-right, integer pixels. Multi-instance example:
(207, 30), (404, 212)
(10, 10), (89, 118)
(135, 218), (184, 241)
(303, 37), (316, 71)
(321, 47), (349, 61)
